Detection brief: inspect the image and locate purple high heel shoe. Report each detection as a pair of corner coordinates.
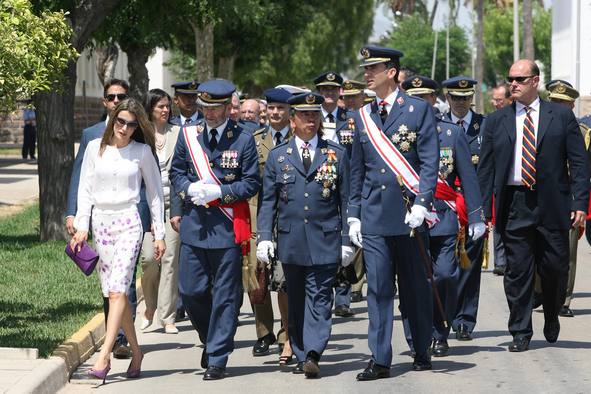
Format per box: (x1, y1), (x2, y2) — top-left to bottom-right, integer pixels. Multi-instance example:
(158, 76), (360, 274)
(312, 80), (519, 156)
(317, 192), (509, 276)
(126, 353), (144, 378)
(88, 361), (111, 384)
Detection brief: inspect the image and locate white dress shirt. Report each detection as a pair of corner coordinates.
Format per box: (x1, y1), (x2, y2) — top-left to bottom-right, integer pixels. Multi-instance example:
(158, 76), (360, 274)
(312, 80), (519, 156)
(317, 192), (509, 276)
(269, 125), (289, 146)
(181, 112), (200, 126)
(74, 139), (165, 239)
(376, 88), (399, 115)
(450, 110), (473, 133)
(321, 107), (339, 143)
(206, 119), (228, 144)
(294, 134), (318, 162)
(508, 97), (540, 185)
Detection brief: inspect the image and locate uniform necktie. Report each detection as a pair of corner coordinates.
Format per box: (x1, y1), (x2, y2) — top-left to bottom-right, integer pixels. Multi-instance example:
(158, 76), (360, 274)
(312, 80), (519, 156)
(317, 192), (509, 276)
(210, 128), (218, 150)
(274, 131), (282, 146)
(327, 113), (335, 123)
(521, 106), (536, 189)
(379, 101), (388, 124)
(456, 119), (465, 131)
(302, 142), (311, 172)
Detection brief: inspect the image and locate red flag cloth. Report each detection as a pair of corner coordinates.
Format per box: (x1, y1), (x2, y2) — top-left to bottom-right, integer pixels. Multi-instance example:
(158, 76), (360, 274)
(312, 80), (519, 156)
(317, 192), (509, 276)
(434, 181), (468, 227)
(587, 193), (591, 220)
(208, 199), (251, 255)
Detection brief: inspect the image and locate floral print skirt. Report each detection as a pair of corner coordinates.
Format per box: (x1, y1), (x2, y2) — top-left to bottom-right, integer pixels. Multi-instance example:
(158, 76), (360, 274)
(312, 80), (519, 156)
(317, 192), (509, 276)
(91, 207), (142, 297)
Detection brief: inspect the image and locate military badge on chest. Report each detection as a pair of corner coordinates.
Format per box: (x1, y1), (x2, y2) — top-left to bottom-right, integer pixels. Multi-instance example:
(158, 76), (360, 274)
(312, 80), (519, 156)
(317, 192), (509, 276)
(339, 119), (355, 145)
(220, 150), (239, 169)
(439, 148), (454, 179)
(314, 149), (338, 199)
(391, 124), (417, 152)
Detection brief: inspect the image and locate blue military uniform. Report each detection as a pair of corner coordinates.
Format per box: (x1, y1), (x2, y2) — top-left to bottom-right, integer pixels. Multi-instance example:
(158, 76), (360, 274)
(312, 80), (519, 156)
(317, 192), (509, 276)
(442, 76), (487, 339)
(257, 93), (350, 372)
(169, 80), (260, 376)
(399, 76), (484, 354)
(169, 81), (203, 126)
(349, 46), (439, 372)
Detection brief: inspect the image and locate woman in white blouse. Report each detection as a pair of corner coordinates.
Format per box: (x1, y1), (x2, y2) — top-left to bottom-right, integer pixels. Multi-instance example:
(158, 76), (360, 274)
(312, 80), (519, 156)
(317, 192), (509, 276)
(70, 99), (165, 381)
(139, 89), (182, 335)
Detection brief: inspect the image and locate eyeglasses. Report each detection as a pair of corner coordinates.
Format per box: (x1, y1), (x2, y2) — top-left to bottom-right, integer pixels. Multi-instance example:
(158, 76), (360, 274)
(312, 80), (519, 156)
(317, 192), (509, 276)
(115, 117), (139, 129)
(506, 76), (535, 84)
(105, 93), (129, 102)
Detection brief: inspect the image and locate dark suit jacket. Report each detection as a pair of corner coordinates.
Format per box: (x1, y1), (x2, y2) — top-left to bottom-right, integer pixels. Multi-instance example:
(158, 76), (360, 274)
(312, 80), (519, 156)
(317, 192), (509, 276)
(478, 100), (590, 231)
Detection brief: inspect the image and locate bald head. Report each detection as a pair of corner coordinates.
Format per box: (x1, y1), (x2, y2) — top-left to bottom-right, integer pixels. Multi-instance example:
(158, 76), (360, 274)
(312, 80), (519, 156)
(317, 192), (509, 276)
(508, 59), (540, 106)
(240, 99), (260, 123)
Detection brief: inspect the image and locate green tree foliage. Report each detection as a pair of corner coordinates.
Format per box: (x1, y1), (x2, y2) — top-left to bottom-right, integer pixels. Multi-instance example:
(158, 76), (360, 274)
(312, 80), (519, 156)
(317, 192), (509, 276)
(0, 0), (77, 111)
(166, 0), (374, 93)
(382, 14), (470, 83)
(483, 3), (551, 86)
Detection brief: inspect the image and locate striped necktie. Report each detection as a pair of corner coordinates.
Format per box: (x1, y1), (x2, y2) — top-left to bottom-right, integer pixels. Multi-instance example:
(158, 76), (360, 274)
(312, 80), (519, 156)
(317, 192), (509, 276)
(379, 101), (388, 124)
(521, 106), (536, 189)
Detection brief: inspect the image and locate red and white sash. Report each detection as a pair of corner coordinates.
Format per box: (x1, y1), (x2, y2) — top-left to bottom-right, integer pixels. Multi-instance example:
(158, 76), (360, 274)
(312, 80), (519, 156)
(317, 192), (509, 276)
(182, 125), (233, 221)
(359, 105), (456, 213)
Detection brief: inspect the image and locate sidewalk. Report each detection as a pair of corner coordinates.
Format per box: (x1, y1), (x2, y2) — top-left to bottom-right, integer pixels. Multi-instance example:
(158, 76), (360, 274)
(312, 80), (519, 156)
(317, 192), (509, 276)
(0, 157), (39, 207)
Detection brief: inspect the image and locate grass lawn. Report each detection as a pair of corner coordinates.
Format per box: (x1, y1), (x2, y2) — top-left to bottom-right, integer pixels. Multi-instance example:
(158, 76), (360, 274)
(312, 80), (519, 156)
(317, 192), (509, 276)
(0, 147), (22, 156)
(0, 204), (102, 357)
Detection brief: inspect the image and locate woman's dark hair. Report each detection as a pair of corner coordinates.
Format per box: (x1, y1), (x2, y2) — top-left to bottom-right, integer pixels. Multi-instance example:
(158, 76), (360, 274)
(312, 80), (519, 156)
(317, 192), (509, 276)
(145, 88), (172, 122)
(100, 98), (155, 155)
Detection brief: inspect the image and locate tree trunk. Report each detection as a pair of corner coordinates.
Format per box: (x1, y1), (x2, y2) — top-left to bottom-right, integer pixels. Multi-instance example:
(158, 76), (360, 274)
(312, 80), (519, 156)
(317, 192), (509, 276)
(523, 0), (535, 60)
(218, 54), (236, 81)
(474, 0), (485, 113)
(95, 43), (119, 86)
(35, 0), (122, 241)
(121, 44), (153, 103)
(190, 20), (214, 81)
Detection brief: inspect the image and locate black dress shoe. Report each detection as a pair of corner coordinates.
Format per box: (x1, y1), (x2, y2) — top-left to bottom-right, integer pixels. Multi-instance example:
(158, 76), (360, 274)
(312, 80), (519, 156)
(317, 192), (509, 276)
(431, 339), (449, 357)
(455, 324), (472, 341)
(292, 362), (304, 374)
(356, 360), (390, 381)
(544, 318), (560, 343)
(203, 366), (225, 380)
(334, 305), (355, 317)
(559, 305), (574, 317)
(201, 347), (208, 369)
(252, 332), (276, 356)
(303, 354), (320, 378)
(493, 266), (505, 276)
(351, 291), (363, 303)
(175, 308), (186, 321)
(412, 353), (432, 371)
(508, 336), (530, 352)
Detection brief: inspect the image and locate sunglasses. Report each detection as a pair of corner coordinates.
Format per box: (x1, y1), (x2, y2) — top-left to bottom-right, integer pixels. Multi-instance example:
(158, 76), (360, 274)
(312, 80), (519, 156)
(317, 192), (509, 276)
(105, 93), (129, 102)
(115, 117), (139, 129)
(506, 75), (534, 84)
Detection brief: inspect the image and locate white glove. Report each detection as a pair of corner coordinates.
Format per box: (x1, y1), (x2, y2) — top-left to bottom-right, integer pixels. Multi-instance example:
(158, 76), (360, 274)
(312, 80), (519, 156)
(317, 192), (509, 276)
(341, 246), (355, 267)
(187, 182), (200, 198)
(190, 181), (222, 206)
(348, 218), (363, 248)
(468, 222), (487, 240)
(256, 241), (274, 264)
(404, 205), (429, 229)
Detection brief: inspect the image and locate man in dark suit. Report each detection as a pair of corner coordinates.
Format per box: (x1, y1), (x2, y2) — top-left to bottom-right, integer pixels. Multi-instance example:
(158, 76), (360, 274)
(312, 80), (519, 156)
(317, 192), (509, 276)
(478, 59), (589, 352)
(170, 79), (261, 380)
(65, 78), (150, 360)
(442, 76), (487, 342)
(349, 45), (439, 380)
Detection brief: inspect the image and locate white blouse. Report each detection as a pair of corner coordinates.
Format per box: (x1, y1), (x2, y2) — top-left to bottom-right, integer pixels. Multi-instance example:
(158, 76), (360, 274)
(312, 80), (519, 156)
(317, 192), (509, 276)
(73, 139), (165, 240)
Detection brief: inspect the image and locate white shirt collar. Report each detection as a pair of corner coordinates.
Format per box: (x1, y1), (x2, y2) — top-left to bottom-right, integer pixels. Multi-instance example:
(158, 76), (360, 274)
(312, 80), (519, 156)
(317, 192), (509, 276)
(294, 134), (319, 150)
(376, 88), (399, 112)
(516, 96), (541, 114)
(450, 110), (473, 128)
(181, 112), (199, 125)
(321, 106), (339, 122)
(206, 119), (228, 141)
(269, 125), (289, 140)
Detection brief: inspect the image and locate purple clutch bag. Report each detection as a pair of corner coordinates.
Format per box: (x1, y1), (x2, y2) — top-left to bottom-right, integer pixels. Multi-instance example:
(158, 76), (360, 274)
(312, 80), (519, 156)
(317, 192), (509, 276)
(65, 242), (99, 276)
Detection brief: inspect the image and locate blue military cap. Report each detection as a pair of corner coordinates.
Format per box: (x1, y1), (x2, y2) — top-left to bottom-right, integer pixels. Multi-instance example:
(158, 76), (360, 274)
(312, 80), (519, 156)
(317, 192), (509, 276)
(197, 79), (236, 106)
(342, 80), (366, 96)
(275, 84), (311, 95)
(263, 88), (291, 104)
(314, 71), (343, 87)
(402, 76), (439, 96)
(359, 45), (404, 67)
(546, 79), (579, 102)
(441, 76), (477, 96)
(287, 92), (324, 111)
(171, 81), (199, 94)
